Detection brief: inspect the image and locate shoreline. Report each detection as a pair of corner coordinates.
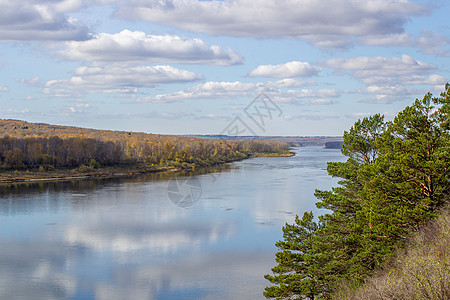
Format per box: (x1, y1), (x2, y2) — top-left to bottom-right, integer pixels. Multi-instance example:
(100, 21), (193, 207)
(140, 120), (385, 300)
(0, 151), (295, 185)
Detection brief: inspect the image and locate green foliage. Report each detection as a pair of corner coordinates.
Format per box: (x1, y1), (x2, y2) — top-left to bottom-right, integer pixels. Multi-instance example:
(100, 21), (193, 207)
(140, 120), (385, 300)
(265, 85), (450, 299)
(342, 113), (385, 164)
(264, 212), (321, 299)
(88, 159), (100, 169)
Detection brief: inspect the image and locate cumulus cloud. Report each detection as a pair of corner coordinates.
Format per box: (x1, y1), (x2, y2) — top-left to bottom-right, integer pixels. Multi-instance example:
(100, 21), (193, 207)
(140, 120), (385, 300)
(345, 112), (373, 119)
(0, 108), (31, 116)
(283, 112), (340, 121)
(359, 94), (411, 104)
(137, 81), (256, 103)
(43, 64), (203, 96)
(61, 30), (243, 65)
(0, 0), (90, 41)
(262, 79), (314, 89)
(137, 81), (340, 103)
(324, 55), (447, 103)
(248, 61), (321, 78)
(360, 33), (413, 47)
(416, 30), (450, 57)
(402, 74), (448, 86)
(284, 89), (340, 99)
(309, 98), (334, 105)
(359, 30), (450, 56)
(112, 0), (427, 48)
(325, 55), (436, 84)
(358, 85), (420, 96)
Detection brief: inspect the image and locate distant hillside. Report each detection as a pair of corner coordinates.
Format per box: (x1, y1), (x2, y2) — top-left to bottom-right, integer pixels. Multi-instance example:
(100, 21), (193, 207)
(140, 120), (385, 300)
(1, 120), (342, 147)
(186, 135), (344, 147)
(0, 119), (162, 141)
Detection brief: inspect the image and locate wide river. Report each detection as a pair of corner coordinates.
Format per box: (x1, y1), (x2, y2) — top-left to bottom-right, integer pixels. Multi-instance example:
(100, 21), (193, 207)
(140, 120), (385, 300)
(0, 147), (345, 299)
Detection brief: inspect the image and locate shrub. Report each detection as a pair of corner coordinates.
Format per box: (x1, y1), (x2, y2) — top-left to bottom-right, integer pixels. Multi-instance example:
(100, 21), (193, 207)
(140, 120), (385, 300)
(77, 165), (94, 172)
(335, 207), (450, 300)
(88, 159), (100, 169)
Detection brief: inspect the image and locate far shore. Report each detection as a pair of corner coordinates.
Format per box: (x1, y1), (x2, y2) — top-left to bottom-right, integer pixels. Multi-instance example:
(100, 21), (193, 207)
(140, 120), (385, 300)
(0, 151), (295, 184)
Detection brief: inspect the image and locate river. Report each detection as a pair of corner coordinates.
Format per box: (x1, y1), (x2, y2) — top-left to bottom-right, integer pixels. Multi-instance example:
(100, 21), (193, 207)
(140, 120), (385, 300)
(0, 147), (345, 299)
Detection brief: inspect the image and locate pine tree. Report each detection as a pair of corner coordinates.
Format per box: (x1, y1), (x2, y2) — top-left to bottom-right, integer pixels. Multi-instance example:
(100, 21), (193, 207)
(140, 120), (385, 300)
(265, 85), (450, 298)
(312, 114), (386, 289)
(264, 211), (320, 299)
(359, 86), (450, 266)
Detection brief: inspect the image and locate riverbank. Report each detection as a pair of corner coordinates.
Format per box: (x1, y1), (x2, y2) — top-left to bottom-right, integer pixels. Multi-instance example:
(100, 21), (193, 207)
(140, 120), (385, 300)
(0, 151), (295, 184)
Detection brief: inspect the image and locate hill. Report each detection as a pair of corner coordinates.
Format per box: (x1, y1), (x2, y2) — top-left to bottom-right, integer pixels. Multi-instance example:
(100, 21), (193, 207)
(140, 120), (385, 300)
(187, 134), (343, 147)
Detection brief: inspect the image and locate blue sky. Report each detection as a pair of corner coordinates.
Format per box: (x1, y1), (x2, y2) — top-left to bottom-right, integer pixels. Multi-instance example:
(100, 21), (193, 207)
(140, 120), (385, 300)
(0, 0), (449, 136)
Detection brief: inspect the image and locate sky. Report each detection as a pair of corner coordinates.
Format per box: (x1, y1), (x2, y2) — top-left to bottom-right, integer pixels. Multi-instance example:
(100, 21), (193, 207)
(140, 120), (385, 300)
(0, 0), (449, 136)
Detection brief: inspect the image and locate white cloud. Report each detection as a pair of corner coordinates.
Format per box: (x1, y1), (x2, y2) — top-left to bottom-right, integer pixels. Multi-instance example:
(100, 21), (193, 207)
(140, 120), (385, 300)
(359, 94), (408, 104)
(195, 113), (231, 120)
(43, 64), (203, 96)
(137, 81), (256, 103)
(0, 0), (90, 41)
(345, 112), (373, 119)
(360, 33), (412, 47)
(400, 74), (447, 86)
(130, 111), (196, 120)
(416, 30), (450, 57)
(309, 98), (334, 105)
(65, 102), (92, 114)
(262, 79), (314, 89)
(61, 30), (243, 65)
(17, 76), (41, 86)
(358, 85), (419, 96)
(248, 61), (321, 78)
(325, 55), (436, 84)
(357, 85), (421, 103)
(112, 0), (427, 48)
(0, 85), (9, 92)
(285, 89), (340, 98)
(283, 112), (340, 121)
(324, 55), (447, 103)
(360, 30), (450, 55)
(0, 108), (30, 115)
(137, 80), (340, 103)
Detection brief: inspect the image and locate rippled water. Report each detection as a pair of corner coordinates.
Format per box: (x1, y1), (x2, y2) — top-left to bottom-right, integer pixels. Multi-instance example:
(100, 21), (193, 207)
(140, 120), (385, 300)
(0, 147), (345, 299)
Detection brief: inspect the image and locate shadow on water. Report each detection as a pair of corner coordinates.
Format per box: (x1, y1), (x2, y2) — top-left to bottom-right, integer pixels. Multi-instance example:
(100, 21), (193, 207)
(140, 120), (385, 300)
(0, 164), (234, 216)
(0, 164), (234, 197)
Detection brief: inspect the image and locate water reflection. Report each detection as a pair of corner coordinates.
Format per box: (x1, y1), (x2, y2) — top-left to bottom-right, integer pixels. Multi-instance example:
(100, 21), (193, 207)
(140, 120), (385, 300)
(0, 147), (344, 299)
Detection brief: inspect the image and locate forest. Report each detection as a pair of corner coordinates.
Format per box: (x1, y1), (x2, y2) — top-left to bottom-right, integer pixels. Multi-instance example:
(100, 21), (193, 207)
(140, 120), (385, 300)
(0, 120), (291, 175)
(265, 84), (450, 299)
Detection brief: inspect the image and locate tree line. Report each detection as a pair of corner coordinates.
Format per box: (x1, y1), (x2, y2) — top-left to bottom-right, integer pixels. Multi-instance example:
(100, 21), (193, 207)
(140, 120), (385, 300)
(0, 132), (290, 170)
(264, 84), (450, 299)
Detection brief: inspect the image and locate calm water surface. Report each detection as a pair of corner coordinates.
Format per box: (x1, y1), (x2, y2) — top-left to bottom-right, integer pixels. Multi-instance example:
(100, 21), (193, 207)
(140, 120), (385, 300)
(0, 147), (344, 299)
